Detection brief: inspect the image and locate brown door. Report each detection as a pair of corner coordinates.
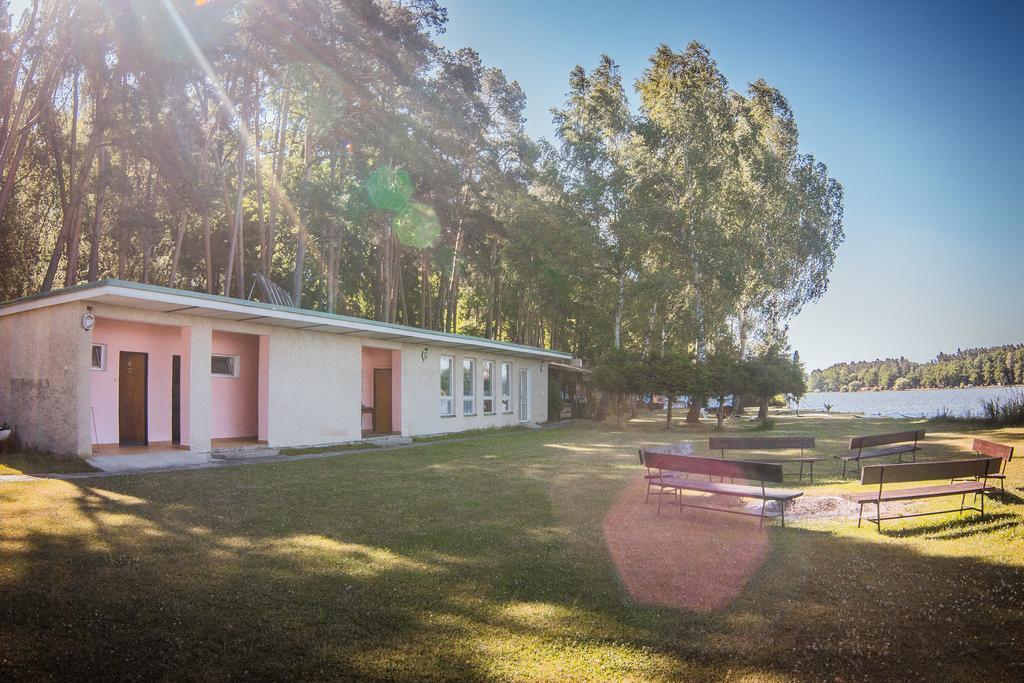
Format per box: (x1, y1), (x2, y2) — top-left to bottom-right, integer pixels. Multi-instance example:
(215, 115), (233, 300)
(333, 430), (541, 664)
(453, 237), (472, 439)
(373, 368), (392, 434)
(171, 355), (181, 445)
(119, 351), (148, 446)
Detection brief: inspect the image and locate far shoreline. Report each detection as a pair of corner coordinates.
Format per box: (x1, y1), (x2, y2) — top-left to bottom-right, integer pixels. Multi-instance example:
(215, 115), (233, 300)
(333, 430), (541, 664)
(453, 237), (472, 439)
(805, 385), (1024, 394)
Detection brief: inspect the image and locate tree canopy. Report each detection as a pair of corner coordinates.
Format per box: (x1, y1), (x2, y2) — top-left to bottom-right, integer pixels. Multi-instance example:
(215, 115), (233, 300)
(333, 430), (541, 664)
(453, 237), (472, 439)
(0, 3), (843, 369)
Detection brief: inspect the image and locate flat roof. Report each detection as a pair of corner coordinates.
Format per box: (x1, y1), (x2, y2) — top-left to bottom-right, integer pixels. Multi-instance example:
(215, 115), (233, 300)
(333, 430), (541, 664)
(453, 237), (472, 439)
(0, 279), (572, 361)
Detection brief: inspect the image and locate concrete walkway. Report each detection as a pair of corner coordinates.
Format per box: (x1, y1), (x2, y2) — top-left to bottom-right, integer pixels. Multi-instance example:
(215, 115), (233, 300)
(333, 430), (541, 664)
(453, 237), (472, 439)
(1, 422), (568, 481)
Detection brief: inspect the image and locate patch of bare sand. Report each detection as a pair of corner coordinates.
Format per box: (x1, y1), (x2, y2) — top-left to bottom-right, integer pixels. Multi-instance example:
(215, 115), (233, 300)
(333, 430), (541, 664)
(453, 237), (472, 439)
(601, 475), (771, 612)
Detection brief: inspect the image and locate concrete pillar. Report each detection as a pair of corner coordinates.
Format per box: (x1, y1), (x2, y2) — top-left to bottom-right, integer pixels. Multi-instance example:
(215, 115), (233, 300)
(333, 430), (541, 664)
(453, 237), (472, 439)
(187, 320), (212, 453)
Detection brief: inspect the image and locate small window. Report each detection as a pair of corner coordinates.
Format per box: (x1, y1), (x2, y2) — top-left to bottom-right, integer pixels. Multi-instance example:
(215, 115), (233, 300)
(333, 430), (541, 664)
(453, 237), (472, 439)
(440, 355), (455, 416)
(482, 360), (494, 414)
(211, 354), (239, 377)
(500, 362), (512, 412)
(462, 358), (475, 415)
(91, 344), (106, 371)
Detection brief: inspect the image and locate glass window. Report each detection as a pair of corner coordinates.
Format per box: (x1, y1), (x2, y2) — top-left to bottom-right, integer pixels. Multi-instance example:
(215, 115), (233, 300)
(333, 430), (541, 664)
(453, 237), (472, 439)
(211, 354), (239, 377)
(482, 361), (494, 414)
(518, 368), (529, 421)
(462, 358), (475, 415)
(91, 344), (106, 371)
(501, 362), (512, 412)
(440, 355), (454, 416)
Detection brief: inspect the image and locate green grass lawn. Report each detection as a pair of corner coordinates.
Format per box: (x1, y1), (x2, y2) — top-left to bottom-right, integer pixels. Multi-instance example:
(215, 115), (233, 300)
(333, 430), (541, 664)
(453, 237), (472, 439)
(1, 415), (1022, 680)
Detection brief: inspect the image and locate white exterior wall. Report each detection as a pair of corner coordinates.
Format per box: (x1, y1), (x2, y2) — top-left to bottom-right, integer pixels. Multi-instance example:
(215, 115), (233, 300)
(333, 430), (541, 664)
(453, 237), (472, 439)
(1, 299), (554, 454)
(0, 302), (92, 456)
(265, 327), (362, 447)
(399, 344), (547, 436)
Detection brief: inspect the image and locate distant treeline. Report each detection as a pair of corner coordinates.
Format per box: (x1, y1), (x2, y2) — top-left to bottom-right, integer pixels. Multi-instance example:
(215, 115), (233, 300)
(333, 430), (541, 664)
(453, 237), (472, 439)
(809, 345), (1024, 392)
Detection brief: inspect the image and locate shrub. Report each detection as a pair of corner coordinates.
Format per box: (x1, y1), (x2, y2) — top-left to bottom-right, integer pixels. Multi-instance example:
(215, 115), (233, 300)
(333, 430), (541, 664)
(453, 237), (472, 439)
(979, 388), (1024, 427)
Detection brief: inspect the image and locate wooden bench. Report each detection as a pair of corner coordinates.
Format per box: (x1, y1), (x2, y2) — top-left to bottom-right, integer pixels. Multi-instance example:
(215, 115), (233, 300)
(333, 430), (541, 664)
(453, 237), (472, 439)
(641, 449), (803, 528)
(837, 429), (925, 478)
(708, 436), (823, 483)
(968, 438), (1014, 496)
(846, 457), (1002, 532)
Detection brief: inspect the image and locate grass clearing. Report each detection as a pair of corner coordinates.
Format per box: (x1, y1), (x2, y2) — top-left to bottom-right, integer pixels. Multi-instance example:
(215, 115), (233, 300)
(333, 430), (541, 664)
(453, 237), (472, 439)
(0, 449), (99, 475)
(1, 415), (1022, 679)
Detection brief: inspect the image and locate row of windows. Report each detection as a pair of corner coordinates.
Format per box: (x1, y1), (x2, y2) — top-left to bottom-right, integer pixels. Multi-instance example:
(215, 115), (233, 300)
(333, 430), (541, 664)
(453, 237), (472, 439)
(440, 356), (525, 418)
(91, 344), (239, 378)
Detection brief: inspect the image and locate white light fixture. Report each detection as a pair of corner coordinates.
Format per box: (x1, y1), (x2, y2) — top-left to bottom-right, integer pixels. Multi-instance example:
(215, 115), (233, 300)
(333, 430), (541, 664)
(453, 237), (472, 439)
(421, 347), (429, 361)
(81, 307), (95, 331)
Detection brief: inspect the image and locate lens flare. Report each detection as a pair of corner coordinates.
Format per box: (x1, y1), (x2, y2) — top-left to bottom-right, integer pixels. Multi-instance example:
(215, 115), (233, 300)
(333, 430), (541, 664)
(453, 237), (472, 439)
(393, 202), (441, 249)
(366, 166), (413, 212)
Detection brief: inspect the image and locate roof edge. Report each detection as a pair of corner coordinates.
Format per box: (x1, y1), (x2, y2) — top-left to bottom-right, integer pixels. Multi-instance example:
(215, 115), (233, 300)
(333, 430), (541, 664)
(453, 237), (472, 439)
(0, 279), (573, 360)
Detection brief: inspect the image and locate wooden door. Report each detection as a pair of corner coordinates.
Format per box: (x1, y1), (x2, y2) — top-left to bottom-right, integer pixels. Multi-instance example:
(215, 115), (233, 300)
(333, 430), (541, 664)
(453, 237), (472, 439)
(119, 351), (148, 446)
(171, 355), (181, 445)
(373, 368), (392, 434)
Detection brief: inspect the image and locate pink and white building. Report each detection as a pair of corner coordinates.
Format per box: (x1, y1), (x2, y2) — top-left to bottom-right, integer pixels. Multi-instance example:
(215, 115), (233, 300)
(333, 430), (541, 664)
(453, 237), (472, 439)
(0, 280), (567, 458)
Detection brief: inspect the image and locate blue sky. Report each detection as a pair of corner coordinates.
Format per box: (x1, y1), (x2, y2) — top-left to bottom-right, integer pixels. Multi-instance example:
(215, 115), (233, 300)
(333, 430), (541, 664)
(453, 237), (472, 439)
(439, 0), (1024, 371)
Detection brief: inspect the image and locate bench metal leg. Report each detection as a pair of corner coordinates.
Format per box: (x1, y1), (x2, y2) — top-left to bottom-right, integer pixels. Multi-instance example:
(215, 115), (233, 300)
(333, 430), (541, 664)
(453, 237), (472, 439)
(780, 501), (786, 528)
(959, 493), (966, 515)
(759, 499), (766, 530)
(857, 502), (864, 528)
(875, 501), (882, 533)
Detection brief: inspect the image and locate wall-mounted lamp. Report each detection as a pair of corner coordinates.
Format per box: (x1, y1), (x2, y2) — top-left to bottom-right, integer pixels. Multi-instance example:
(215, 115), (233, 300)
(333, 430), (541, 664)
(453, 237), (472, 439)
(81, 306), (95, 331)
(540, 362), (546, 373)
(421, 347), (429, 362)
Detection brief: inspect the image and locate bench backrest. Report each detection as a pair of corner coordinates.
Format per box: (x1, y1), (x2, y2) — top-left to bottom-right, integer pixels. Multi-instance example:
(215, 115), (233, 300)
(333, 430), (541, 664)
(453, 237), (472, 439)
(708, 436), (814, 451)
(860, 457), (1001, 485)
(644, 450), (784, 484)
(972, 438), (1014, 461)
(850, 429), (925, 450)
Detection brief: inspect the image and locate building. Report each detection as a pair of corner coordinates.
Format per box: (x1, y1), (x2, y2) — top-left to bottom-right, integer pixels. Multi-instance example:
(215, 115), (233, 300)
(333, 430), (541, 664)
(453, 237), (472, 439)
(0, 279), (569, 458)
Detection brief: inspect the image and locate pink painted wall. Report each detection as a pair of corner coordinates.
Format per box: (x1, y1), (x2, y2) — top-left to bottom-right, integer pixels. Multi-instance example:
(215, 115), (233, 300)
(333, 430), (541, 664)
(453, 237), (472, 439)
(360, 347), (401, 433)
(90, 318), (187, 445)
(258, 335), (269, 442)
(211, 331), (260, 439)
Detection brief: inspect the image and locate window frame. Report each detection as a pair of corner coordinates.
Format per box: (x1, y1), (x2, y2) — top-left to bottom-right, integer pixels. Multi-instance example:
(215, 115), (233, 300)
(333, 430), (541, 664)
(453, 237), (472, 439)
(500, 362), (512, 413)
(211, 353), (240, 378)
(440, 355), (455, 417)
(462, 357), (476, 416)
(482, 360), (495, 414)
(91, 343), (107, 371)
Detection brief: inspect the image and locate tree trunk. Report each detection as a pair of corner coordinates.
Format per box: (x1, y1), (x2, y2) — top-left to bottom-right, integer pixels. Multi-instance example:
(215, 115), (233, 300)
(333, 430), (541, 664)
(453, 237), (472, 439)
(613, 270), (625, 349)
(266, 70), (290, 276)
(87, 146), (107, 282)
(758, 396), (769, 423)
(686, 398), (702, 424)
(203, 211), (213, 293)
(168, 214), (188, 287)
(665, 395), (673, 430)
(292, 115), (312, 305)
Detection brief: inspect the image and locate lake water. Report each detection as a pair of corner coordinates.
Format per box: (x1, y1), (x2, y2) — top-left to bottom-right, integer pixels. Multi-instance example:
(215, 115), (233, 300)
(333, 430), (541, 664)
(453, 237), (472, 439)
(797, 386), (1023, 418)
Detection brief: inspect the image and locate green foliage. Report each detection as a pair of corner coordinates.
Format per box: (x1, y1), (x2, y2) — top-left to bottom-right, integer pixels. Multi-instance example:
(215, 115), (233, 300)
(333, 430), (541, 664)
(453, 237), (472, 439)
(548, 375), (563, 421)
(810, 345), (1024, 391)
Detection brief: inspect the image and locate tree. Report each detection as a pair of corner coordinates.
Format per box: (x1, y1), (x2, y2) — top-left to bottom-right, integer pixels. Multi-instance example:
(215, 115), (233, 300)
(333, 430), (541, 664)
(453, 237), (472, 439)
(645, 350), (698, 430)
(743, 346), (805, 425)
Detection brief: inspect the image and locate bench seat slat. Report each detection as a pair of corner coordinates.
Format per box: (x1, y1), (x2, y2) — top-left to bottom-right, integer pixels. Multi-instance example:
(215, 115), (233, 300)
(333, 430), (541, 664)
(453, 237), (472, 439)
(654, 477), (803, 501)
(749, 457), (825, 464)
(846, 481), (984, 504)
(838, 445), (919, 461)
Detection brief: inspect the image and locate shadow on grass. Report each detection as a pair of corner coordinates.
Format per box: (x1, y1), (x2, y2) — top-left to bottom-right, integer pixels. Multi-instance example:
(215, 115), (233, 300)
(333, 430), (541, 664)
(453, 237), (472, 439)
(875, 511), (1017, 540)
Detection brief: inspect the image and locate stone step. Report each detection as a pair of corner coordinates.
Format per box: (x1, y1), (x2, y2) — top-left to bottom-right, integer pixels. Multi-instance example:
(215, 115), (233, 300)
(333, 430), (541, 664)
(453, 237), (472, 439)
(210, 447), (281, 460)
(364, 435), (413, 447)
